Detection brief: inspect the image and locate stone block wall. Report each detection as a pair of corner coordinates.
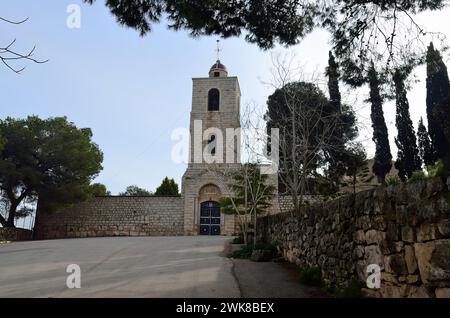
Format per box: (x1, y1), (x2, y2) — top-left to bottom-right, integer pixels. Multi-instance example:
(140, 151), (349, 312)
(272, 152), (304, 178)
(0, 228), (33, 241)
(277, 195), (324, 214)
(34, 196), (184, 240)
(257, 177), (450, 298)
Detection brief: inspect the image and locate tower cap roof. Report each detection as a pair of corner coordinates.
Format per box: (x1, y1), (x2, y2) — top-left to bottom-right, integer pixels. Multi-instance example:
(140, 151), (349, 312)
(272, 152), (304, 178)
(210, 60), (227, 72)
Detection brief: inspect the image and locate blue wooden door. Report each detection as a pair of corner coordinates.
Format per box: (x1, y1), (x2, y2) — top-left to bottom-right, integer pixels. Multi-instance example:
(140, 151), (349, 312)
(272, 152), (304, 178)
(199, 201), (221, 235)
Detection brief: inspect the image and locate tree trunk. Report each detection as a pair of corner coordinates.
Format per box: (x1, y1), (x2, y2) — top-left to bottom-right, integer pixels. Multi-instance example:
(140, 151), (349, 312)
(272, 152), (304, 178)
(240, 219), (248, 246)
(32, 198), (42, 239)
(0, 213), (6, 227)
(253, 208), (257, 247)
(292, 191), (299, 213)
(5, 201), (19, 228)
(244, 223), (248, 246)
(379, 174), (386, 185)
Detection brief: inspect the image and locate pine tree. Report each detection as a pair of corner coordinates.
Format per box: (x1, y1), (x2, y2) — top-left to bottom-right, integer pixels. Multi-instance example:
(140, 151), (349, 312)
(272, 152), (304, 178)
(426, 42), (450, 159)
(393, 70), (422, 181)
(368, 63), (392, 183)
(119, 185), (152, 196)
(417, 117), (437, 167)
(155, 177), (179, 196)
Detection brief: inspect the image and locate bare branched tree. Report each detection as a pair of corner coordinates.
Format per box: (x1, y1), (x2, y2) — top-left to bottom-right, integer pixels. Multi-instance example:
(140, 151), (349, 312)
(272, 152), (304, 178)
(0, 16), (47, 74)
(265, 54), (347, 212)
(204, 103), (276, 245)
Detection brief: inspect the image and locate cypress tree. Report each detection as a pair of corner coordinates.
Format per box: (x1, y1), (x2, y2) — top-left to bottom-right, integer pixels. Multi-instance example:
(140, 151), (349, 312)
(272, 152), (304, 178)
(437, 95), (450, 144)
(368, 63), (392, 183)
(426, 42), (450, 159)
(393, 70), (422, 181)
(327, 51), (341, 113)
(325, 51), (346, 189)
(417, 117), (437, 167)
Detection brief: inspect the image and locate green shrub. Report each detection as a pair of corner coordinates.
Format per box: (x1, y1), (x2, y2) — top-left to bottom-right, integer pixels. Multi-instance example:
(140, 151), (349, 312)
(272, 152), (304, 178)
(320, 280), (362, 298)
(228, 244), (254, 259)
(328, 193), (346, 201)
(316, 179), (339, 197)
(299, 267), (322, 287)
(332, 285), (362, 298)
(254, 241), (277, 252)
(408, 170), (427, 183)
(427, 158), (450, 178)
(385, 174), (401, 186)
(232, 236), (244, 244)
(228, 241), (278, 259)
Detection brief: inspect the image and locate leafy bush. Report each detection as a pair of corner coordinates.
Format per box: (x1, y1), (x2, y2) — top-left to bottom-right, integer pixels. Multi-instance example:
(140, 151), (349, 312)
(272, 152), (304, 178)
(321, 280), (362, 298)
(325, 193), (346, 201)
(228, 244), (254, 259)
(228, 241), (277, 259)
(385, 174), (401, 186)
(316, 178), (339, 197)
(427, 158), (450, 178)
(232, 236), (244, 244)
(299, 267), (322, 287)
(333, 285), (362, 298)
(408, 170), (427, 183)
(254, 241), (277, 252)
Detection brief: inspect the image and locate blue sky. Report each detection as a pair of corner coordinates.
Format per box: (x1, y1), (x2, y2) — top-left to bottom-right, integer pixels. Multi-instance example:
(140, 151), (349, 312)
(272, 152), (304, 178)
(1, 1), (450, 195)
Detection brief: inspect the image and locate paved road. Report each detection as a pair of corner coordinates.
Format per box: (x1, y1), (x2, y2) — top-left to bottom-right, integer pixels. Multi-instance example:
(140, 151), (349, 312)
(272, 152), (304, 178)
(233, 259), (324, 298)
(0, 236), (239, 298)
(0, 236), (319, 298)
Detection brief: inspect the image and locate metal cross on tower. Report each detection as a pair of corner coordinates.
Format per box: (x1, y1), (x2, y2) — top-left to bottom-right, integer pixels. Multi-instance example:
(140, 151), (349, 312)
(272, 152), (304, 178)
(216, 40), (222, 61)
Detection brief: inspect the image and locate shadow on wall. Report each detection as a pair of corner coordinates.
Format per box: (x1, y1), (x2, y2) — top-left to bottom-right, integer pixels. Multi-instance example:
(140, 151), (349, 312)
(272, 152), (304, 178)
(257, 177), (450, 298)
(0, 227), (33, 241)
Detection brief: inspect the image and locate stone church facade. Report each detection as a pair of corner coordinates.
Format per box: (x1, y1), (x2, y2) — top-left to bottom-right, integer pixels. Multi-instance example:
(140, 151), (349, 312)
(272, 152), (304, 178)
(182, 60), (242, 236)
(34, 61), (277, 239)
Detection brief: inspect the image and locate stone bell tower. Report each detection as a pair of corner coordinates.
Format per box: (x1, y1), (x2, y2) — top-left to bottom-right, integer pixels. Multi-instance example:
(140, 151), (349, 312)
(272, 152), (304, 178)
(181, 59), (241, 236)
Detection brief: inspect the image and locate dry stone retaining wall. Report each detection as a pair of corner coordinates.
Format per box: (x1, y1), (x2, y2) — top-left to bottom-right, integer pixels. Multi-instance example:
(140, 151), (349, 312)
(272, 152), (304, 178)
(277, 195), (324, 213)
(0, 228), (33, 241)
(257, 177), (450, 298)
(34, 196), (184, 239)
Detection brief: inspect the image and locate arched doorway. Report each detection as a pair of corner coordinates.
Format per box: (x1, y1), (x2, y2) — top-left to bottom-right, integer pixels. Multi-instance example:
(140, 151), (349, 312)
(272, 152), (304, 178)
(199, 201), (221, 235)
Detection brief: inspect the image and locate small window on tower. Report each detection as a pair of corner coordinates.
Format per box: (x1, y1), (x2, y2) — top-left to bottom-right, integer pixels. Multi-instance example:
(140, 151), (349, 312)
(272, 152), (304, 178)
(214, 72), (220, 77)
(207, 135), (216, 155)
(208, 88), (220, 111)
